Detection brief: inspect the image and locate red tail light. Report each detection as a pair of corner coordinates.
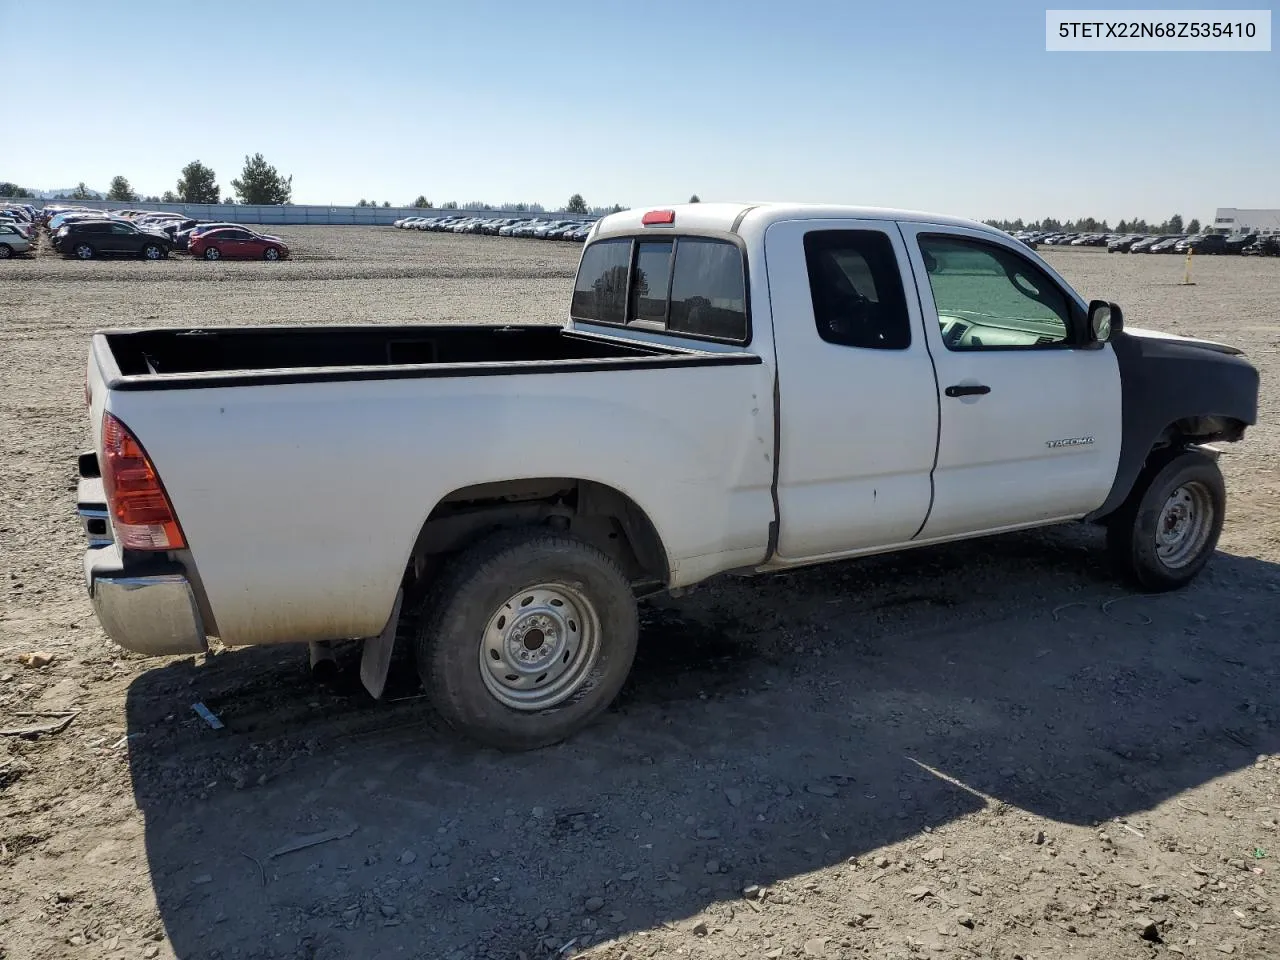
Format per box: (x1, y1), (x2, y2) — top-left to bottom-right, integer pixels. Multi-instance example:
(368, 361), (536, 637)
(642, 210), (676, 226)
(101, 412), (187, 550)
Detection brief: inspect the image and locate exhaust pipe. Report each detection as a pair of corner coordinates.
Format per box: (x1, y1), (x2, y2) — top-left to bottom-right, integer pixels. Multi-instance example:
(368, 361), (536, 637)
(308, 640), (338, 681)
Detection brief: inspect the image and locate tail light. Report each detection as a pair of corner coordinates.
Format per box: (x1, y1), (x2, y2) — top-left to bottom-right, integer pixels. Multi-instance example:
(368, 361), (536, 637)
(101, 412), (187, 550)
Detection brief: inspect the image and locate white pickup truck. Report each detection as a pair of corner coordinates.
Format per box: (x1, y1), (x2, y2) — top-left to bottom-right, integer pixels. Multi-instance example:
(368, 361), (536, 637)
(77, 202), (1260, 749)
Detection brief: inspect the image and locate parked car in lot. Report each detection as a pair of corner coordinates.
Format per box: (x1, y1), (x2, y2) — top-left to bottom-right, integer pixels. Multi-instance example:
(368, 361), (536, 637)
(76, 201), (1259, 750)
(0, 214), (34, 239)
(1224, 234), (1258, 255)
(1242, 235), (1279, 257)
(1108, 235), (1143, 253)
(499, 219), (537, 237)
(174, 221), (246, 250)
(159, 219), (201, 248)
(1176, 234), (1227, 255)
(0, 223), (33, 258)
(48, 210), (121, 233)
(1150, 236), (1186, 254)
(533, 219), (578, 238)
(54, 219), (171, 260)
(189, 226), (290, 261)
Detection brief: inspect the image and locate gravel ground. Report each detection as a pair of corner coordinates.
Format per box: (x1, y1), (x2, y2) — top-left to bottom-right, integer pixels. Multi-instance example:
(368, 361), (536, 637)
(1, 228), (1278, 960)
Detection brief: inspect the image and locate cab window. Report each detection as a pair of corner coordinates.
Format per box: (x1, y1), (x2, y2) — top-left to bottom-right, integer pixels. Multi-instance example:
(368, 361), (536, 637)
(918, 235), (1072, 350)
(804, 230), (911, 349)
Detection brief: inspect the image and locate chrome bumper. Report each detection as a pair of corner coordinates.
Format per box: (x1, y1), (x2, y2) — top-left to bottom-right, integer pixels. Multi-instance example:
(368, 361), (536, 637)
(84, 545), (208, 656)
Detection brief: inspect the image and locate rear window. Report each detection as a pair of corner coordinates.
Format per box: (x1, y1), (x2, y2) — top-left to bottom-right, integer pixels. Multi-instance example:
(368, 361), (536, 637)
(571, 235), (748, 343)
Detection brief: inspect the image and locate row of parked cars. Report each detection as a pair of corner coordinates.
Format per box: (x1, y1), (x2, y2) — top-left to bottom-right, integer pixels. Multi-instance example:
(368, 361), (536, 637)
(0, 202), (39, 257)
(23, 205), (292, 261)
(392, 214), (596, 241)
(1110, 232), (1279, 255)
(1011, 229), (1279, 256)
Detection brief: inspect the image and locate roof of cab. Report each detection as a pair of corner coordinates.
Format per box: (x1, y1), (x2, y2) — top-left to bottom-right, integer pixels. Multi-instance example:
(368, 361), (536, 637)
(591, 202), (1004, 241)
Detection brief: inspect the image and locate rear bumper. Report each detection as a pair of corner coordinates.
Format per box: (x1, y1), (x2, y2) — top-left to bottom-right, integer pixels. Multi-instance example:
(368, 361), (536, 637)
(84, 544), (208, 656)
(78, 469), (207, 657)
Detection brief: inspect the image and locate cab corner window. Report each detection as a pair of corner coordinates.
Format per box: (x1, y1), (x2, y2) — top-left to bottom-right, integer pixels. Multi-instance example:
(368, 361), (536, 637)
(667, 239), (747, 342)
(918, 235), (1072, 351)
(571, 238), (631, 325)
(804, 230), (911, 350)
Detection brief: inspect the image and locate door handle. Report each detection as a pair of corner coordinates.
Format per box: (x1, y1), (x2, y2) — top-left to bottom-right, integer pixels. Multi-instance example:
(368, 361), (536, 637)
(945, 384), (991, 398)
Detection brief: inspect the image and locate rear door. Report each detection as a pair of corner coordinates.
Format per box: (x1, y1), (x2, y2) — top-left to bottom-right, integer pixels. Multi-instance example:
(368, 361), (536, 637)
(766, 219), (940, 559)
(106, 222), (139, 254)
(896, 222), (1122, 539)
(80, 222), (114, 252)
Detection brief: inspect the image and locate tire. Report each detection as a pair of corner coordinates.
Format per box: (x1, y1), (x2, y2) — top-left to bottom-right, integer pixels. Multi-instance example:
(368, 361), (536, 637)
(414, 528), (639, 751)
(74, 243), (95, 260)
(0, 244), (11, 259)
(141, 243), (164, 261)
(203, 246), (221, 261)
(1106, 449), (1226, 592)
(263, 246), (280, 261)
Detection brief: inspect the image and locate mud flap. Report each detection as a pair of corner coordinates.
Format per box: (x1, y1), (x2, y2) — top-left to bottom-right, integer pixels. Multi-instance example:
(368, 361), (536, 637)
(360, 589), (402, 700)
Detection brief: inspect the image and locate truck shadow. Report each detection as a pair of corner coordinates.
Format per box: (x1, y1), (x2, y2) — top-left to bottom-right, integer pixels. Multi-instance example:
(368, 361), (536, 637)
(123, 528), (1280, 959)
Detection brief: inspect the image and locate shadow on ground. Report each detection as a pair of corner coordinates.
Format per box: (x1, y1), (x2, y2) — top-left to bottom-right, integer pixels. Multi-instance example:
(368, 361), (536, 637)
(124, 528), (1280, 960)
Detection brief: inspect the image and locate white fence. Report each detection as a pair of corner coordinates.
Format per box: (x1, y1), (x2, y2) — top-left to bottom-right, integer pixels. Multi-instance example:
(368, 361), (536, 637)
(0, 197), (592, 227)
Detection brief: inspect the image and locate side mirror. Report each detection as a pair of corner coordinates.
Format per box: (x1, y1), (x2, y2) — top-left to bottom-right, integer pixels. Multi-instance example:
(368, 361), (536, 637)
(1088, 299), (1123, 341)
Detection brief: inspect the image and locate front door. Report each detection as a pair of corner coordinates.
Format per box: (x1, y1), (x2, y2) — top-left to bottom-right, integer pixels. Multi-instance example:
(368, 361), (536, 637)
(897, 223), (1122, 540)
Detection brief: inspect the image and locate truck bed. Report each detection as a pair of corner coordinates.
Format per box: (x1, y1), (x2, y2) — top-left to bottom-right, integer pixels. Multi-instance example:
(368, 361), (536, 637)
(97, 324), (746, 390)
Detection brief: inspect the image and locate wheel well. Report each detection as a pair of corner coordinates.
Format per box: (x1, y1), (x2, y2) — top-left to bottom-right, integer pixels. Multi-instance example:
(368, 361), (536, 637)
(1154, 415), (1247, 450)
(406, 478), (669, 594)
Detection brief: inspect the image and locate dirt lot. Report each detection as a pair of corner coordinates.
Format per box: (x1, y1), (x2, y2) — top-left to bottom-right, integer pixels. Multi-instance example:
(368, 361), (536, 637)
(1, 227), (1278, 960)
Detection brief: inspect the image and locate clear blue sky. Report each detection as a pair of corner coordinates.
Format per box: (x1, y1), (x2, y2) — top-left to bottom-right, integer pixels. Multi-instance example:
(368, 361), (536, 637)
(5, 0), (1276, 222)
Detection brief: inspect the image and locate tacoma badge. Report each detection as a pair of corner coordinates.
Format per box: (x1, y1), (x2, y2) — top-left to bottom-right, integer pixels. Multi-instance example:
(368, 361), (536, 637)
(1045, 436), (1095, 448)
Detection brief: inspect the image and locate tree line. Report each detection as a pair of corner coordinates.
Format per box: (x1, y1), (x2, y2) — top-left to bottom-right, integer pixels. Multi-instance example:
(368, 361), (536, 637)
(984, 214), (1203, 235)
(0, 154), (295, 206)
(2, 179), (698, 214)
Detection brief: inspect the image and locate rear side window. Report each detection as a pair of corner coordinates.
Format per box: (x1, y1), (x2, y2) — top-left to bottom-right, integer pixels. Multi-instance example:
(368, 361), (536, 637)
(571, 239), (630, 325)
(803, 230), (911, 349)
(667, 240), (748, 341)
(572, 236), (748, 343)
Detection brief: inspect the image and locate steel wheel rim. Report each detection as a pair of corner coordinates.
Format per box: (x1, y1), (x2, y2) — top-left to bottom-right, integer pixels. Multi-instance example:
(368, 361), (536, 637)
(479, 582), (601, 711)
(1155, 481), (1214, 568)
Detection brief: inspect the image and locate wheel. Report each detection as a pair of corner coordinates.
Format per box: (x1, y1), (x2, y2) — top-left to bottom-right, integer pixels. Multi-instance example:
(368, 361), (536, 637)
(1106, 449), (1225, 591)
(141, 243), (164, 260)
(74, 243), (95, 260)
(203, 246), (221, 261)
(263, 246), (280, 261)
(0, 244), (11, 259)
(415, 528), (639, 750)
